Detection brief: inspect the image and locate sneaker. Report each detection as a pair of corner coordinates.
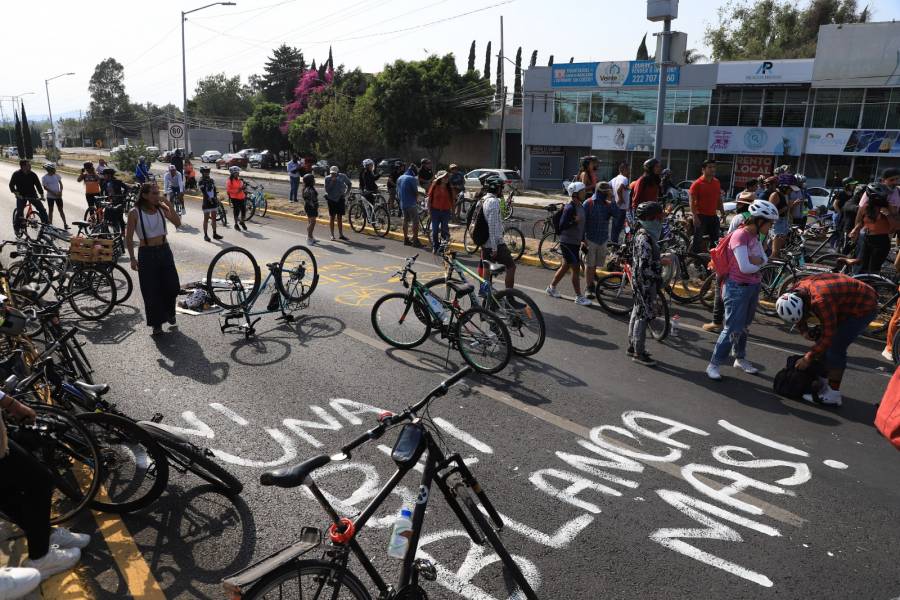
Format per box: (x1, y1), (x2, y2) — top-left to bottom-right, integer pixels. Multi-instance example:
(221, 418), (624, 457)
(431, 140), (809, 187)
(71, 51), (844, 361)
(213, 233), (223, 240)
(403, 238), (412, 246)
(167, 315), (176, 326)
(234, 224), (240, 231)
(49, 527), (90, 550)
(23, 546), (81, 580)
(632, 352), (657, 367)
(819, 387), (843, 407)
(545, 286), (561, 298)
(151, 326), (164, 336)
(306, 237), (314, 245)
(240, 222), (248, 231)
(706, 364), (722, 381)
(339, 234), (349, 241)
(411, 239), (423, 248)
(702, 322), (722, 333)
(733, 358), (759, 374)
(626, 345), (636, 358)
(0, 567), (41, 597)
(204, 235), (211, 242)
(574, 295), (592, 306)
(882, 348), (894, 362)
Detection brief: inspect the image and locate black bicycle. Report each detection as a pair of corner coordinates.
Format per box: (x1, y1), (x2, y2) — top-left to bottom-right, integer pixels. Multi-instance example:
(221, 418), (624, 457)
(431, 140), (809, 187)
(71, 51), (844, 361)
(223, 367), (539, 600)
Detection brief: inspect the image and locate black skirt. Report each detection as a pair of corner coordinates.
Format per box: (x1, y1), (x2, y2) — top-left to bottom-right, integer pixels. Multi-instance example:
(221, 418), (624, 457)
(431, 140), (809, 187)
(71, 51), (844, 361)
(137, 244), (180, 327)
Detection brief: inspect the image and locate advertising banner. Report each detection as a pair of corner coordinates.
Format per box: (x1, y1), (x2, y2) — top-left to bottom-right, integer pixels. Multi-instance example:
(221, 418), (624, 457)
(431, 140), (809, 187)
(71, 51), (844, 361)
(806, 128), (900, 155)
(733, 155), (774, 188)
(592, 125), (655, 152)
(551, 61), (680, 88)
(708, 126), (804, 156)
(716, 59), (814, 85)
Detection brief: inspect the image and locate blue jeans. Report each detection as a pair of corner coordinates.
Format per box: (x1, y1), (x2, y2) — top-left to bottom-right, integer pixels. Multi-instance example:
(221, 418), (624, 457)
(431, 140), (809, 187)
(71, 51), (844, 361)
(610, 210), (627, 244)
(430, 209), (450, 252)
(824, 310), (878, 369)
(289, 177), (300, 202)
(711, 281), (760, 366)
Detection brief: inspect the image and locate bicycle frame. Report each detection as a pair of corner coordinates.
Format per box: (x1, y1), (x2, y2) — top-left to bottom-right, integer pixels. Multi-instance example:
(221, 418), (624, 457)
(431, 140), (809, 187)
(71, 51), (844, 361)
(218, 264), (306, 336)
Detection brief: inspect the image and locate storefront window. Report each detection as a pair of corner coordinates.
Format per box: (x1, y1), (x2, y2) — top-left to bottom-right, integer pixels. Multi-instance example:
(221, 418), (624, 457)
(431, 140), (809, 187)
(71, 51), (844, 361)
(590, 92), (604, 123)
(761, 89), (786, 127)
(886, 101), (900, 129)
(709, 154), (734, 196)
(667, 150), (689, 182)
(689, 90), (711, 125)
(826, 155), (852, 187)
(803, 154), (828, 185)
(576, 93), (591, 122)
(738, 89), (762, 126)
(854, 156), (878, 183)
(686, 150), (709, 182)
(861, 89), (889, 129)
(783, 89), (809, 127)
(835, 88), (863, 129)
(554, 89), (712, 126)
(554, 92), (577, 123)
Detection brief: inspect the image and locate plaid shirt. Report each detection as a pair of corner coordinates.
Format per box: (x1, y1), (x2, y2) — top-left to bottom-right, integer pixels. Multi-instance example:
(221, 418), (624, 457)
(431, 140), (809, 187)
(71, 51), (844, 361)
(793, 273), (878, 357)
(481, 195), (504, 250)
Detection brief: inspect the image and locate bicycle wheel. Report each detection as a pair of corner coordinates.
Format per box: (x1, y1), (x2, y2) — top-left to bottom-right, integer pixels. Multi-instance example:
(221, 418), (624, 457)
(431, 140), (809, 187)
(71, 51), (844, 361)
(492, 288), (546, 356)
(456, 306), (512, 374)
(648, 290), (671, 341)
(275, 245), (318, 302)
(667, 253), (710, 304)
(258, 197), (268, 218)
(8, 260), (54, 298)
(371, 292), (431, 348)
(424, 277), (475, 312)
(757, 263), (785, 317)
(596, 273), (634, 316)
(371, 205), (390, 237)
(77, 412), (169, 514)
(698, 273), (717, 310)
(68, 266), (116, 320)
(503, 226), (526, 262)
(242, 559), (371, 600)
(246, 197), (257, 220)
(216, 203), (229, 226)
(538, 232), (562, 270)
(348, 201), (366, 233)
(462, 224), (479, 255)
(111, 263), (133, 305)
(24, 212), (42, 242)
(206, 246), (261, 309)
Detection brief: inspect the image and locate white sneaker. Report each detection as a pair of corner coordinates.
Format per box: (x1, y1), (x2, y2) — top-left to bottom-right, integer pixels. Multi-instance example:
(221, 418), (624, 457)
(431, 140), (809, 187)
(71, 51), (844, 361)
(706, 364), (722, 380)
(733, 358), (759, 374)
(882, 348), (893, 362)
(545, 286), (561, 298)
(574, 295), (592, 306)
(0, 567), (41, 599)
(819, 387), (843, 407)
(23, 546), (80, 580)
(49, 527), (90, 550)
(306, 237), (314, 245)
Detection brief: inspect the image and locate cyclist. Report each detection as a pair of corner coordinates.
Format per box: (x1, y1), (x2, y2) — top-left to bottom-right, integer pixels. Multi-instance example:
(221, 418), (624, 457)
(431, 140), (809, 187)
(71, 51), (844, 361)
(360, 158), (380, 200)
(397, 164), (421, 247)
(163, 164), (185, 216)
(609, 161), (631, 243)
(688, 159), (723, 253)
(324, 165), (351, 241)
(628, 201), (666, 366)
(776, 273), (879, 406)
(849, 182), (897, 274)
(768, 174), (795, 258)
(40, 162), (68, 229)
(479, 174), (516, 289)
(791, 173), (810, 229)
(831, 177), (858, 246)
(583, 181), (616, 298)
(8, 159), (49, 227)
(427, 170), (453, 254)
(101, 168), (128, 232)
(77, 161), (102, 212)
(302, 172), (319, 244)
(134, 156), (151, 184)
(226, 166), (248, 231)
(705, 200), (779, 381)
(448, 163), (466, 220)
(546, 181), (591, 306)
(417, 158), (434, 190)
(198, 166), (223, 242)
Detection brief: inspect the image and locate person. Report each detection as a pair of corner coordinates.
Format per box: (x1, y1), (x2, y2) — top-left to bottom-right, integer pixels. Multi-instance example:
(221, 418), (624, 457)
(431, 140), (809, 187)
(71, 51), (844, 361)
(769, 175), (795, 258)
(849, 182), (896, 274)
(583, 181), (616, 298)
(609, 162), (631, 243)
(396, 164), (421, 247)
(631, 158), (662, 211)
(40, 162), (68, 229)
(792, 174), (810, 229)
(198, 166), (222, 242)
(77, 161), (102, 213)
(883, 292), (900, 362)
(688, 159), (724, 253)
(134, 156), (151, 184)
(417, 158), (433, 190)
(706, 200), (779, 380)
(8, 160), (49, 228)
(163, 164), (185, 215)
(387, 160), (405, 217)
(125, 182), (182, 336)
(324, 165), (351, 241)
(102, 168), (128, 232)
(183, 160), (196, 191)
(478, 174), (517, 289)
(832, 177), (858, 247)
(226, 166), (248, 231)
(287, 155), (302, 202)
(448, 163), (466, 220)
(302, 173), (319, 244)
(577, 155), (599, 195)
(171, 148), (184, 175)
(96, 158), (108, 174)
(628, 201), (666, 366)
(360, 158), (380, 200)
(546, 181), (591, 306)
(755, 175), (770, 200)
(776, 273), (879, 406)
(427, 170), (453, 253)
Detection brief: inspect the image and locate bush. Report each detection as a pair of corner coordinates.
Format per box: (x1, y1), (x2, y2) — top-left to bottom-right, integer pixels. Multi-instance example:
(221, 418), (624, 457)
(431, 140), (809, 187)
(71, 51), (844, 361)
(43, 146), (61, 164)
(111, 143), (150, 175)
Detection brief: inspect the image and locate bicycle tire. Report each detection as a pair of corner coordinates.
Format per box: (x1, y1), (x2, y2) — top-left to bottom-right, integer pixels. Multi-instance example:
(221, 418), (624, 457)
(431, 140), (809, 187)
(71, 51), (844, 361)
(246, 197), (257, 220)
(111, 263), (133, 304)
(259, 197), (268, 218)
(667, 253), (709, 304)
(462, 224), (478, 254)
(538, 232), (562, 270)
(596, 273), (633, 316)
(371, 292), (431, 349)
(348, 201), (366, 233)
(242, 559), (371, 600)
(423, 277), (476, 313)
(456, 306), (512, 374)
(503, 226), (526, 262)
(216, 203), (229, 226)
(372, 205), (390, 237)
(648, 290), (671, 341)
(492, 288), (546, 356)
(854, 276), (897, 337)
(671, 204), (687, 220)
(206, 246), (261, 309)
(68, 266), (116, 320)
(757, 263), (786, 317)
(24, 212), (42, 242)
(698, 273), (717, 310)
(77, 412), (169, 514)
(275, 245), (318, 302)
(8, 260), (53, 298)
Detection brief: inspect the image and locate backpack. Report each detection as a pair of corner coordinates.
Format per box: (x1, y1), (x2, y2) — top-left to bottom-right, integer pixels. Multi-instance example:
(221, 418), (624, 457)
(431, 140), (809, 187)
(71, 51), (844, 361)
(875, 365), (900, 450)
(551, 202), (575, 235)
(471, 201), (489, 247)
(180, 288), (210, 311)
(708, 229), (738, 279)
(773, 355), (827, 401)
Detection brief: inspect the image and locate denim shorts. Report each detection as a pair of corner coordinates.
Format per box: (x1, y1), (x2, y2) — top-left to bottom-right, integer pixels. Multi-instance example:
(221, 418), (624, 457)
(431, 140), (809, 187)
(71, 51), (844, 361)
(773, 217), (790, 236)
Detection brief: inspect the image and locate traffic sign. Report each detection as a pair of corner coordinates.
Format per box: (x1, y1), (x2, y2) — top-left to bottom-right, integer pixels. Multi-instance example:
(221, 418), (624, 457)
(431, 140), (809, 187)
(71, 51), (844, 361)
(168, 124), (185, 139)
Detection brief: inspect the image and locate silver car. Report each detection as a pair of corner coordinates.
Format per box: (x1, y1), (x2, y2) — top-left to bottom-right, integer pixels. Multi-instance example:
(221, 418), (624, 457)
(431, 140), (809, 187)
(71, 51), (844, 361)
(201, 150), (222, 163)
(463, 168), (522, 193)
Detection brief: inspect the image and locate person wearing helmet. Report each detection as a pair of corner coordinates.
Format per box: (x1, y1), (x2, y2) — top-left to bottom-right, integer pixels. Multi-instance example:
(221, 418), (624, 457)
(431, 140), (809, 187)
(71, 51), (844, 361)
(705, 199), (778, 381)
(546, 181), (591, 306)
(134, 156), (151, 184)
(396, 164), (421, 246)
(478, 174), (517, 289)
(776, 273), (878, 406)
(627, 201), (665, 366)
(227, 166), (248, 231)
(583, 181), (617, 298)
(767, 174), (797, 258)
(171, 148), (184, 175)
(850, 179), (900, 274)
(831, 176), (858, 245)
(360, 158), (380, 200)
(198, 166), (223, 242)
(631, 158), (662, 212)
(163, 164), (185, 216)
(40, 163), (68, 229)
(77, 161), (102, 213)
(790, 173), (809, 229)
(689, 159), (724, 253)
(302, 172), (319, 244)
(324, 165), (351, 241)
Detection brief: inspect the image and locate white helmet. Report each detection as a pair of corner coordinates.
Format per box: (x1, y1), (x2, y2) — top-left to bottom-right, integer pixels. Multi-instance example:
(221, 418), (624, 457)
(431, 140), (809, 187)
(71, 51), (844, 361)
(229, 166), (241, 174)
(776, 293), (804, 324)
(567, 181), (586, 196)
(748, 199), (779, 221)
(362, 158), (374, 168)
(794, 174), (806, 185)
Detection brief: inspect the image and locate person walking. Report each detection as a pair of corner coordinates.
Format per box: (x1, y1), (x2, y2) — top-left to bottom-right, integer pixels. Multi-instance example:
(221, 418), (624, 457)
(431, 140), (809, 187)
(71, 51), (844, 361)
(324, 165), (351, 241)
(40, 162), (68, 229)
(583, 181), (616, 298)
(479, 174), (516, 289)
(226, 167), (248, 231)
(171, 148), (184, 175)
(396, 164), (421, 247)
(546, 181), (591, 306)
(125, 183), (182, 336)
(427, 170), (453, 253)
(77, 161), (102, 214)
(628, 201), (666, 366)
(163, 164), (185, 215)
(287, 155), (301, 202)
(8, 160), (49, 228)
(689, 159), (724, 253)
(609, 162), (631, 243)
(302, 172), (319, 244)
(706, 200), (779, 381)
(134, 156), (151, 184)
(198, 166), (222, 242)
(387, 160), (404, 217)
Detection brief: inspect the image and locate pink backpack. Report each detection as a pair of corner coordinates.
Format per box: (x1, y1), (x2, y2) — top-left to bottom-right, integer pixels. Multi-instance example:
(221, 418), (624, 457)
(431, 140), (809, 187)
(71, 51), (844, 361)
(708, 230), (738, 279)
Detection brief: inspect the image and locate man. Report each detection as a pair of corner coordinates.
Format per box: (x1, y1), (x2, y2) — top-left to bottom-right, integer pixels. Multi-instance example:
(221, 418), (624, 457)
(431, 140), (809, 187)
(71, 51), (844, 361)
(163, 164), (185, 215)
(689, 159), (724, 253)
(287, 155), (301, 202)
(8, 160), (49, 227)
(387, 160), (404, 216)
(583, 181), (616, 298)
(417, 158), (433, 190)
(776, 274), (878, 407)
(396, 164), (421, 247)
(102, 168), (129, 232)
(609, 162), (630, 243)
(448, 164), (466, 220)
(41, 162), (68, 229)
(171, 148), (184, 175)
(546, 181), (591, 306)
(769, 175), (796, 258)
(324, 165), (351, 241)
(628, 201), (666, 366)
(479, 174), (516, 289)
(134, 156), (151, 184)
(427, 170), (453, 254)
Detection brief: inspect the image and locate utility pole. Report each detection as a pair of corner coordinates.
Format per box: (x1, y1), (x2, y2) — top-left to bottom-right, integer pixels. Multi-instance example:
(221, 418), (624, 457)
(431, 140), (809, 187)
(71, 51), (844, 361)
(653, 17), (671, 161)
(498, 15), (506, 169)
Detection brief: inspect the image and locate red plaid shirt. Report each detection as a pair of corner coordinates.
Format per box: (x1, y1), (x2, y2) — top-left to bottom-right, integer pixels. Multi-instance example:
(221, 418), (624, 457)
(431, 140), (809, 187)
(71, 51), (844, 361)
(793, 273), (878, 358)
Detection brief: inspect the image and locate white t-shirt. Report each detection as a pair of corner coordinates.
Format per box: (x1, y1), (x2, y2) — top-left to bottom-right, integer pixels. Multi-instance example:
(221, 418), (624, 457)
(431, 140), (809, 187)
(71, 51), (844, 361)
(610, 174), (630, 210)
(41, 173), (62, 198)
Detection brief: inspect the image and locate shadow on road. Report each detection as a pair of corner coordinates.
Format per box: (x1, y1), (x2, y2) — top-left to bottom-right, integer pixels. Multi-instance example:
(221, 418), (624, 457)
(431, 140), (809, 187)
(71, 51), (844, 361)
(227, 314), (345, 367)
(153, 329), (230, 384)
(543, 311), (617, 350)
(68, 304), (143, 345)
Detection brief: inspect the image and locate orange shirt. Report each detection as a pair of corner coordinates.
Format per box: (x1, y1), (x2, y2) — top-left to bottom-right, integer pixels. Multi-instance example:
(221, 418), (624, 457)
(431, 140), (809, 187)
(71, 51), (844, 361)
(226, 177), (246, 200)
(689, 176), (722, 216)
(428, 182), (453, 211)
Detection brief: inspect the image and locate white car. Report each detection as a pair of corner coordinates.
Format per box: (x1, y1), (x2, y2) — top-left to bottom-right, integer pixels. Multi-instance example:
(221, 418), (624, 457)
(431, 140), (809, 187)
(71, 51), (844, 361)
(145, 146), (159, 156)
(806, 186), (833, 210)
(201, 150), (222, 163)
(464, 168), (522, 193)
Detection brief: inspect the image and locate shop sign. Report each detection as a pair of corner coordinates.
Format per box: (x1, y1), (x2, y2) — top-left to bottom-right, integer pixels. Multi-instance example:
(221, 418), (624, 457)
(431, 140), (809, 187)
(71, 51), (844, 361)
(716, 59), (813, 84)
(530, 145), (564, 155)
(707, 126), (803, 156)
(551, 60), (680, 88)
(733, 155), (773, 187)
(806, 128), (900, 155)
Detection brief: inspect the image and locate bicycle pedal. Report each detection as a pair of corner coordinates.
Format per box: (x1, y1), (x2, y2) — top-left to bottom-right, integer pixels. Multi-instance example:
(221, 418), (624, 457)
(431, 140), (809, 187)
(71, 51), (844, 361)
(414, 559), (437, 581)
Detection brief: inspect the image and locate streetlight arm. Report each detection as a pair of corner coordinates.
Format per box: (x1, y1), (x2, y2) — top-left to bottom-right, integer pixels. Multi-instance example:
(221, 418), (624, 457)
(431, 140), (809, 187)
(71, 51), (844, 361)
(46, 72), (75, 83)
(184, 1), (235, 17)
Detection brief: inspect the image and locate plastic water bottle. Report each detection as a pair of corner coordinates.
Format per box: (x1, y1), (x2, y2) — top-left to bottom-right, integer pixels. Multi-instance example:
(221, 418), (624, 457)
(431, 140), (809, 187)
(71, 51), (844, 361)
(424, 292), (446, 323)
(387, 506), (413, 559)
(671, 314), (680, 337)
(478, 281), (491, 298)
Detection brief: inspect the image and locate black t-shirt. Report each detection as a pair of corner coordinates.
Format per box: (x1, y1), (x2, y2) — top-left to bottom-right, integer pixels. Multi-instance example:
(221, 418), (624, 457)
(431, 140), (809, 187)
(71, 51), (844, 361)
(834, 190), (852, 212)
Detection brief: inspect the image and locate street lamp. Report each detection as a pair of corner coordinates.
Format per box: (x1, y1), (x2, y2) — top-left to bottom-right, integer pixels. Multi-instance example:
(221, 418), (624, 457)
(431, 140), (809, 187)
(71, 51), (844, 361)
(0, 92), (35, 146)
(182, 2), (236, 156)
(45, 72), (74, 149)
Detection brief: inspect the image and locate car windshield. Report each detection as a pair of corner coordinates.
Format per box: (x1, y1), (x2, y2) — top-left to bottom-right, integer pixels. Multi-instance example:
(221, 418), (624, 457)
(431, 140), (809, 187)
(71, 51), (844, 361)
(503, 170), (521, 180)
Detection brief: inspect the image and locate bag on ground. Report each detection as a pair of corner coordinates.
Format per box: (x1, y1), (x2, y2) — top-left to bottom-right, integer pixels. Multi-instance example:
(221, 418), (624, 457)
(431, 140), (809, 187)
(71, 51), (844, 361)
(773, 355), (827, 401)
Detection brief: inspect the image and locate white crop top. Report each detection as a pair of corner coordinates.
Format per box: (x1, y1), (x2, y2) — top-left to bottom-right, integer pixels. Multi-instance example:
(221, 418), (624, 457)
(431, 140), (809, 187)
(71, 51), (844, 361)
(134, 208), (167, 240)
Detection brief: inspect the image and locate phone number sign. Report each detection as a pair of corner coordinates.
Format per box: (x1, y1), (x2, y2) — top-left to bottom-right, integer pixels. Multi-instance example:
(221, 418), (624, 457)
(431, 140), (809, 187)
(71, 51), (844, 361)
(551, 60), (680, 88)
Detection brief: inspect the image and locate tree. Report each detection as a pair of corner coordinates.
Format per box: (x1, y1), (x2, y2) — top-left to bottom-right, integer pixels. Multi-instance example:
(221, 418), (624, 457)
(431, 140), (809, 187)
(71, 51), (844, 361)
(310, 59), (317, 72)
(13, 110), (24, 158)
(327, 46), (334, 72)
(705, 0), (869, 61)
(260, 44), (306, 103)
(529, 50), (538, 68)
(21, 103), (33, 159)
(548, 55), (554, 66)
(191, 73), (252, 119)
(495, 54), (503, 104)
(314, 95), (382, 169)
(333, 67), (373, 99)
(569, 57), (574, 63)
(89, 57), (130, 143)
(636, 33), (650, 60)
(284, 69), (332, 122)
(683, 49), (708, 64)
(243, 102), (288, 159)
(513, 47), (523, 107)
(287, 108), (319, 154)
(483, 41), (492, 80)
(467, 41), (476, 72)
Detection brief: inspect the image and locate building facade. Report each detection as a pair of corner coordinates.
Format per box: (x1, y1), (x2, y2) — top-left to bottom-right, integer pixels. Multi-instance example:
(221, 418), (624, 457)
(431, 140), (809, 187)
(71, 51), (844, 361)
(521, 21), (900, 194)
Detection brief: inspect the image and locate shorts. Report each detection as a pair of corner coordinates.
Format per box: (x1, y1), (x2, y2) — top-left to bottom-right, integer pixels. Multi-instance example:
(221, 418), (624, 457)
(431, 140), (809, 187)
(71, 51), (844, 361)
(560, 242), (581, 266)
(773, 217), (790, 236)
(203, 207), (218, 215)
(327, 198), (345, 216)
(304, 202), (319, 218)
(482, 244), (515, 269)
(401, 205), (418, 221)
(584, 240), (608, 274)
(85, 193), (98, 208)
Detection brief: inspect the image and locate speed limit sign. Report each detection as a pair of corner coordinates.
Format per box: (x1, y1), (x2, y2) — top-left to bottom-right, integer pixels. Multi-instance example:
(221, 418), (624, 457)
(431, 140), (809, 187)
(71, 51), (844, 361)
(168, 124), (185, 139)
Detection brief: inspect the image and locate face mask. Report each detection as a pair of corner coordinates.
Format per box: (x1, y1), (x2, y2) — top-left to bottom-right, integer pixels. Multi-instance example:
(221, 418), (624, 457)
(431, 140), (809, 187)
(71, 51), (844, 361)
(640, 220), (662, 240)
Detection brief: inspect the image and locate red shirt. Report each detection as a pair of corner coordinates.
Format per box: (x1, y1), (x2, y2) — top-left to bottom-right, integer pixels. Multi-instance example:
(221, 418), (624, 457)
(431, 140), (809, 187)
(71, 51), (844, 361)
(689, 176), (722, 216)
(792, 274), (878, 359)
(631, 175), (659, 210)
(427, 182), (453, 211)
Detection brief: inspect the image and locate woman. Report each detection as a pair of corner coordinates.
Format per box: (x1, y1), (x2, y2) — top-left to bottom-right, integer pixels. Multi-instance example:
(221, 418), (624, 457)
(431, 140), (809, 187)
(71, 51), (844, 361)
(76, 161), (101, 213)
(302, 172), (319, 244)
(125, 182), (182, 336)
(226, 166), (248, 231)
(198, 166), (222, 242)
(427, 170), (453, 253)
(706, 199), (779, 381)
(851, 182), (893, 274)
(577, 155), (599, 195)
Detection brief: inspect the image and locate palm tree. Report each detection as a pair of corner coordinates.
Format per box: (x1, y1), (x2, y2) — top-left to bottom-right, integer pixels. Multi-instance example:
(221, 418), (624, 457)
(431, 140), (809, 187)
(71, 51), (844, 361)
(683, 48), (708, 64)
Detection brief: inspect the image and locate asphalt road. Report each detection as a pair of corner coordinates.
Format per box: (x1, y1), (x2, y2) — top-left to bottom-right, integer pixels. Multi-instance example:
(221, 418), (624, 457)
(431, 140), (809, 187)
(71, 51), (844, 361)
(2, 160), (899, 600)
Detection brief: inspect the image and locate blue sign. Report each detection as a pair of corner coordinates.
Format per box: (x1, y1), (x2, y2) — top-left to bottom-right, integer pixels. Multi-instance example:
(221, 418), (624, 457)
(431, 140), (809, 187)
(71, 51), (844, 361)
(551, 60), (680, 88)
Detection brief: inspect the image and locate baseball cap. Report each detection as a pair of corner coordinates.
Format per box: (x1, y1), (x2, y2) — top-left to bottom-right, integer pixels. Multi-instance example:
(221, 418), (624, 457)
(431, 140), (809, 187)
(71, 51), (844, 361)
(567, 181), (586, 196)
(329, 165), (338, 174)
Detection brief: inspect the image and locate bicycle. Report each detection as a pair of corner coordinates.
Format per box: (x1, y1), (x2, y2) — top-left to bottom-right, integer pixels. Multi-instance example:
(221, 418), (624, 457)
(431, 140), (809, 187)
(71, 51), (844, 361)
(371, 255), (512, 374)
(222, 367), (539, 600)
(245, 182), (268, 220)
(595, 248), (671, 341)
(205, 245), (319, 339)
(12, 195), (43, 241)
(348, 191), (391, 237)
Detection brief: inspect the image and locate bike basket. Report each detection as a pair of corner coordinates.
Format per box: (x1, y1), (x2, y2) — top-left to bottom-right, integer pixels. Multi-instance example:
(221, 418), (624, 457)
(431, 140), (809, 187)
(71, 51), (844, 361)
(69, 237), (115, 264)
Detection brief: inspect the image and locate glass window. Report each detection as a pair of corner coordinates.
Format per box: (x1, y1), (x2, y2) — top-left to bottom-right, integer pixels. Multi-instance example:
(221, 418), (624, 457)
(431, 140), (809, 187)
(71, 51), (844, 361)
(686, 150), (709, 182)
(738, 102), (760, 126)
(839, 89), (864, 103)
(803, 154), (828, 185)
(835, 103), (861, 128)
(689, 90), (711, 125)
(811, 103), (836, 128)
(590, 92), (604, 123)
(862, 102), (888, 128)
(764, 89), (786, 105)
(667, 150), (689, 182)
(577, 93), (591, 123)
(854, 156), (878, 183)
(826, 155), (852, 187)
(673, 90), (691, 124)
(783, 104), (807, 127)
(815, 89), (839, 104)
(717, 104), (739, 126)
(720, 88), (742, 104)
(761, 103), (784, 127)
(887, 103), (900, 129)
(891, 88), (900, 104)
(866, 88), (890, 103)
(554, 92), (576, 123)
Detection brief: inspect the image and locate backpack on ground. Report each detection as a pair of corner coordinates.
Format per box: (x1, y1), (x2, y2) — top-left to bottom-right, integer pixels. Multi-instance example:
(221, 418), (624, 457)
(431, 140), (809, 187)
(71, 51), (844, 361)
(773, 355), (827, 401)
(875, 365), (900, 451)
(708, 229), (738, 279)
(471, 201), (489, 247)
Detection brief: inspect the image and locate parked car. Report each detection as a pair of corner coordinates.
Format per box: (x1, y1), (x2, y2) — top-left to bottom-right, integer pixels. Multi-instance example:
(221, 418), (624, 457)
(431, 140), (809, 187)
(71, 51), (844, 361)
(216, 153), (249, 170)
(377, 157), (402, 176)
(806, 186), (833, 210)
(463, 168), (522, 193)
(4, 147), (18, 158)
(201, 150), (222, 163)
(145, 146), (159, 156)
(158, 150), (175, 163)
(236, 148), (258, 159)
(249, 150), (276, 169)
(312, 159), (329, 176)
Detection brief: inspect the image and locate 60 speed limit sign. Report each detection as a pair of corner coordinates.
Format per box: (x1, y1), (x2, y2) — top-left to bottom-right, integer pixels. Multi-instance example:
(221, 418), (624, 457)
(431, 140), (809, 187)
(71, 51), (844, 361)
(168, 124), (185, 139)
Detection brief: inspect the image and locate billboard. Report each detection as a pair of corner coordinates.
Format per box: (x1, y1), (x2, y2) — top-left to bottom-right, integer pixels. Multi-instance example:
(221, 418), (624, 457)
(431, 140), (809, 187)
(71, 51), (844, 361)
(716, 59), (813, 85)
(551, 60), (680, 88)
(733, 155), (774, 188)
(806, 128), (900, 155)
(592, 125), (655, 152)
(708, 127), (804, 156)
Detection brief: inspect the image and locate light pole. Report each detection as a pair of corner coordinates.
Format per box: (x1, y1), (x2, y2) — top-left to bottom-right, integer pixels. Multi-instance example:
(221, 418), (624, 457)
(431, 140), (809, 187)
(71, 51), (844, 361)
(648, 0), (679, 160)
(0, 93), (35, 146)
(182, 2), (236, 156)
(45, 72), (74, 149)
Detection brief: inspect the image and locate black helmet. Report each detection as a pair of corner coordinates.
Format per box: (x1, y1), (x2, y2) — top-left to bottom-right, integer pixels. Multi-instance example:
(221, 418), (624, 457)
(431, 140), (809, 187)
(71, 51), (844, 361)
(103, 167), (116, 175)
(643, 158), (660, 173)
(83, 161), (93, 169)
(479, 173), (504, 194)
(199, 165), (211, 174)
(865, 182), (891, 205)
(842, 177), (858, 188)
(635, 201), (664, 220)
(302, 173), (316, 186)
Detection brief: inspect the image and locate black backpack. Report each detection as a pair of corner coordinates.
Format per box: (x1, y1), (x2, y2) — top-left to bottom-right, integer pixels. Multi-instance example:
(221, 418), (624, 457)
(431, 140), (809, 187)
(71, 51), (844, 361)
(551, 202), (574, 235)
(471, 201), (489, 247)
(773, 355), (827, 401)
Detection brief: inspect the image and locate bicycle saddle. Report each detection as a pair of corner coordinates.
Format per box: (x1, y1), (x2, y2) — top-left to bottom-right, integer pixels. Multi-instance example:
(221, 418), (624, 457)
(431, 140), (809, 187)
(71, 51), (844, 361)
(447, 281), (475, 296)
(545, 204), (559, 212)
(266, 262), (280, 270)
(261, 454), (330, 488)
(75, 381), (110, 396)
(71, 221), (90, 228)
(485, 262), (506, 276)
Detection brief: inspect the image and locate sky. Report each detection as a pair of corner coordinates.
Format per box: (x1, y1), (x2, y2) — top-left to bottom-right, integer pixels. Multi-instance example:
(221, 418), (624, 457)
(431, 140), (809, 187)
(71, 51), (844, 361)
(8, 0), (900, 121)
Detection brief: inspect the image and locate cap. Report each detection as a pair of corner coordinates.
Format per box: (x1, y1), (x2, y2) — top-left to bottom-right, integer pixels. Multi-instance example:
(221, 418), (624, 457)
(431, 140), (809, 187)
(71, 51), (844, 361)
(329, 165), (339, 174)
(737, 191), (755, 204)
(448, 163), (458, 170)
(434, 170), (448, 180)
(567, 181), (586, 196)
